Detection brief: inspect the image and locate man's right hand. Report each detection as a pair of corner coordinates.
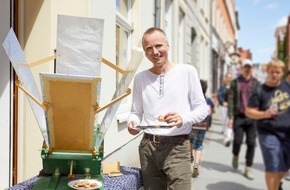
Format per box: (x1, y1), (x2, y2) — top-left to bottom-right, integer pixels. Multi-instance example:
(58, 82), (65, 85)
(128, 121), (140, 135)
(264, 108), (278, 118)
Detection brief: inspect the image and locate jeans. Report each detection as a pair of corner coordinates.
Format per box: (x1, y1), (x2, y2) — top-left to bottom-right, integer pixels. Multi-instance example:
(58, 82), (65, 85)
(259, 133), (290, 172)
(232, 114), (257, 167)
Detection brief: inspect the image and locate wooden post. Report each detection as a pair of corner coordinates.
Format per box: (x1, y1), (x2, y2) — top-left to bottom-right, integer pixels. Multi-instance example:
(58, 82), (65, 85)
(26, 55), (56, 67)
(15, 81), (47, 111)
(102, 58), (127, 74)
(94, 88), (131, 114)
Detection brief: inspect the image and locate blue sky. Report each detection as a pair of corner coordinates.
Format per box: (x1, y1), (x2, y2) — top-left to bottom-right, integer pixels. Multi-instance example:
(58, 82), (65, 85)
(236, 0), (289, 64)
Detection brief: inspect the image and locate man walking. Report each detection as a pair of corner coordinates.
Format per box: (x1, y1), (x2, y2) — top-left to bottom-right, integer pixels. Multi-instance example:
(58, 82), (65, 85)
(127, 27), (209, 190)
(228, 59), (260, 180)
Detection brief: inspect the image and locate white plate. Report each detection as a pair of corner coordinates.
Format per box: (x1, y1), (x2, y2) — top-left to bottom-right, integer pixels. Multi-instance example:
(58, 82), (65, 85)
(68, 179), (102, 189)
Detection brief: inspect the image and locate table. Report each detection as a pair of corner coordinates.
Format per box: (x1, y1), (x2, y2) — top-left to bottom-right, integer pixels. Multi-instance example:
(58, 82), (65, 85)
(6, 166), (143, 190)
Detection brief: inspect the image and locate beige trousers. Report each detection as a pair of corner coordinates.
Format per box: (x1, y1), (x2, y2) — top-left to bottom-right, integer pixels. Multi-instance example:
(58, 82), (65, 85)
(139, 137), (191, 190)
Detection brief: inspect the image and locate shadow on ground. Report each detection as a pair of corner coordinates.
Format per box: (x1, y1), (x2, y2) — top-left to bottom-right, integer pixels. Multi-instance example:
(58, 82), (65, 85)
(200, 160), (265, 177)
(205, 181), (264, 190)
(201, 160), (237, 173)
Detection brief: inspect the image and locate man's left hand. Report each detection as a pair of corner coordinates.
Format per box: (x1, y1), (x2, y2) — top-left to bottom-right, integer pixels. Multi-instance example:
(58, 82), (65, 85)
(164, 112), (183, 128)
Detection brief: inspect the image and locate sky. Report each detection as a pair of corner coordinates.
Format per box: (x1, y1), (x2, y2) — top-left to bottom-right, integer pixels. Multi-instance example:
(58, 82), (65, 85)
(235, 0), (289, 64)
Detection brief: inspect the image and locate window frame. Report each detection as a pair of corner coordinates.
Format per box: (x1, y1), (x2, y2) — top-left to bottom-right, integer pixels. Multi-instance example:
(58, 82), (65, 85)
(115, 0), (134, 119)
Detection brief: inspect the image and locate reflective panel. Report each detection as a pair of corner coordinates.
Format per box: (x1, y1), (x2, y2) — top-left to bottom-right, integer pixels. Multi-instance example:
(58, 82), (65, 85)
(56, 15), (104, 77)
(2, 29), (49, 146)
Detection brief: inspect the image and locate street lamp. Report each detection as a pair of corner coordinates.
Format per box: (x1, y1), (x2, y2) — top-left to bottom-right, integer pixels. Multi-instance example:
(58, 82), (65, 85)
(223, 41), (240, 77)
(229, 52), (240, 65)
(223, 41), (240, 64)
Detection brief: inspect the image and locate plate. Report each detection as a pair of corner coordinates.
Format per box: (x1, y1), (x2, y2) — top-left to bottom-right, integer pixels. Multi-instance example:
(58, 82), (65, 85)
(68, 179), (102, 190)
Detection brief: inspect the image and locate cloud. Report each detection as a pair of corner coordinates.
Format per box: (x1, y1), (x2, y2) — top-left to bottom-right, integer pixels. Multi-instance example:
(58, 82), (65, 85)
(254, 46), (275, 63)
(257, 46), (275, 55)
(275, 16), (288, 27)
(252, 0), (261, 6)
(265, 3), (278, 10)
(268, 16), (288, 30)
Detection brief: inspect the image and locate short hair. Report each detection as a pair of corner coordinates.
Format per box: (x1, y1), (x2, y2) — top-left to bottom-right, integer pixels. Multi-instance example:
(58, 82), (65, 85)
(200, 79), (208, 95)
(142, 27), (168, 49)
(267, 59), (285, 72)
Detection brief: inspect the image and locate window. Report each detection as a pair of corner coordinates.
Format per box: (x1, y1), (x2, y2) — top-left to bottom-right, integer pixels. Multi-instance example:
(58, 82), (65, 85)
(116, 26), (129, 84)
(116, 0), (133, 84)
(191, 27), (198, 68)
(115, 0), (133, 117)
(178, 9), (185, 64)
(165, 0), (173, 60)
(116, 0), (129, 19)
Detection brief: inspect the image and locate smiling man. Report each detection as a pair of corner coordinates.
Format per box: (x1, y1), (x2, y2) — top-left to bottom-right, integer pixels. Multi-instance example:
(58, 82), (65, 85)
(127, 27), (209, 190)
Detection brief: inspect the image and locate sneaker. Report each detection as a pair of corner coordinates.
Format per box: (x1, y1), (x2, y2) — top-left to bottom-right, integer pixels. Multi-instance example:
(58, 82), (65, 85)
(244, 166), (254, 180)
(232, 155), (239, 169)
(192, 164), (199, 178)
(224, 138), (231, 147)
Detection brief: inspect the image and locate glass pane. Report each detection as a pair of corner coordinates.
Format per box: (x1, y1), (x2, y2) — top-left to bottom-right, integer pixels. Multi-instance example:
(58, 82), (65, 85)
(116, 26), (129, 104)
(117, 28), (128, 68)
(116, 26), (129, 81)
(116, 0), (129, 19)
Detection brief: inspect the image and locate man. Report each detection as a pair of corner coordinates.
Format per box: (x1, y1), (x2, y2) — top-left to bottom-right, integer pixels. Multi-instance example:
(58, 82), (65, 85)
(127, 27), (209, 190)
(246, 59), (290, 190)
(228, 59), (260, 180)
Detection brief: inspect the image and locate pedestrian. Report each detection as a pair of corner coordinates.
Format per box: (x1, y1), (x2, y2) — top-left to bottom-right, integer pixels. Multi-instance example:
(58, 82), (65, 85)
(246, 59), (290, 190)
(127, 27), (209, 190)
(217, 72), (232, 146)
(227, 59), (260, 180)
(190, 79), (215, 178)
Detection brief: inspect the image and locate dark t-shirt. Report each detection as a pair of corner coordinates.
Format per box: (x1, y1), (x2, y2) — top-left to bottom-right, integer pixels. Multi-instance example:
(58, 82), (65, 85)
(248, 81), (290, 139)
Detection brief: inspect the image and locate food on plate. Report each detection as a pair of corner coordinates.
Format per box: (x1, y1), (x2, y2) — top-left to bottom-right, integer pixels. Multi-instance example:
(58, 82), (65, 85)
(73, 180), (99, 188)
(157, 115), (165, 122)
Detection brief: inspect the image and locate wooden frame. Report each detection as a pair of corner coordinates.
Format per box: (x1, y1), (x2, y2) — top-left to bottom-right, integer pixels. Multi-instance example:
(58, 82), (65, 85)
(41, 74), (101, 152)
(25, 55), (127, 74)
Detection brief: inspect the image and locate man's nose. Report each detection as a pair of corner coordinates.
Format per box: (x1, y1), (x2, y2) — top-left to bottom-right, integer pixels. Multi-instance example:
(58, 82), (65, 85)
(152, 47), (159, 54)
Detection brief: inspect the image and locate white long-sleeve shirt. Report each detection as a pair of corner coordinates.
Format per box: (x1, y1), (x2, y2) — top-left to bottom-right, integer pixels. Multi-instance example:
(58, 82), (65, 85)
(128, 63), (209, 136)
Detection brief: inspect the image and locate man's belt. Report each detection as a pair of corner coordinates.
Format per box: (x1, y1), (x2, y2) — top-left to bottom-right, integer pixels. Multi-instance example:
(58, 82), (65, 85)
(143, 133), (189, 144)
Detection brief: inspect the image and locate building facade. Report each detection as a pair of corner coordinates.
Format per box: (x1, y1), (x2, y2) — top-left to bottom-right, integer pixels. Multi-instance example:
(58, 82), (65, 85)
(211, 0), (239, 93)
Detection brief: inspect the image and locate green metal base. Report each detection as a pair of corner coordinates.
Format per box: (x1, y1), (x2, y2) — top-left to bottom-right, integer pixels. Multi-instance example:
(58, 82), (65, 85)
(32, 175), (104, 190)
(42, 156), (102, 175)
(41, 146), (103, 175)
